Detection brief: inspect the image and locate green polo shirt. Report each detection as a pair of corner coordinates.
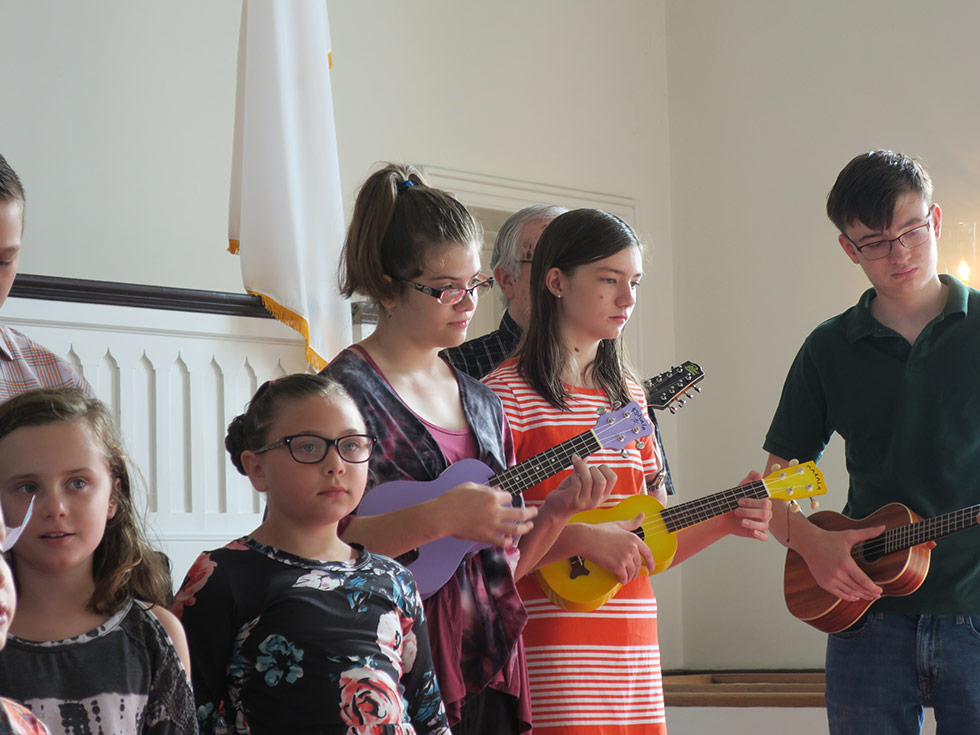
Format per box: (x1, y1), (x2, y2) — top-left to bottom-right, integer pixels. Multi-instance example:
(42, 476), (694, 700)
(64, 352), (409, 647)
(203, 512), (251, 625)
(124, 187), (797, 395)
(765, 274), (980, 614)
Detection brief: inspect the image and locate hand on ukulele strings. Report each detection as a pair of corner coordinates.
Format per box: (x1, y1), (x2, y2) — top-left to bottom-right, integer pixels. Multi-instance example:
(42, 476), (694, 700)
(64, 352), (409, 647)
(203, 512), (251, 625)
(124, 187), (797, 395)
(543, 454), (617, 519)
(437, 482), (538, 547)
(580, 515), (656, 585)
(803, 524), (887, 603)
(725, 471), (772, 541)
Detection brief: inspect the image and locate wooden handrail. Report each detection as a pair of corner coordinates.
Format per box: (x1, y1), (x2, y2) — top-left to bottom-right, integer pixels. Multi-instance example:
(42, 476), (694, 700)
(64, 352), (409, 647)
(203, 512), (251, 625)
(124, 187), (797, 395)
(662, 671), (825, 708)
(9, 274), (272, 318)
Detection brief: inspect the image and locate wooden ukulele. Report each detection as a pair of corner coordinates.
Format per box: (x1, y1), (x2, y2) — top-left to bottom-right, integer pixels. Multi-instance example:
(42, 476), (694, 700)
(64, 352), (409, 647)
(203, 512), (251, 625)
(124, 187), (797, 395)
(784, 502), (980, 633)
(357, 402), (652, 599)
(538, 461), (826, 612)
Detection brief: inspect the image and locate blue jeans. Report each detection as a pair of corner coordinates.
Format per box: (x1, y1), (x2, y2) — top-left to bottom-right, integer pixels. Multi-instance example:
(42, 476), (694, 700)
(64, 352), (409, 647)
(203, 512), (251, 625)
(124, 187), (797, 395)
(826, 612), (980, 735)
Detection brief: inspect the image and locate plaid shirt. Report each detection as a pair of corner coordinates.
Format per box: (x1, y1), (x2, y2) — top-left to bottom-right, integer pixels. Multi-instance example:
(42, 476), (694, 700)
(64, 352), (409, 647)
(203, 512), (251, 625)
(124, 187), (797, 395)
(445, 312), (676, 495)
(441, 310), (523, 381)
(0, 324), (93, 402)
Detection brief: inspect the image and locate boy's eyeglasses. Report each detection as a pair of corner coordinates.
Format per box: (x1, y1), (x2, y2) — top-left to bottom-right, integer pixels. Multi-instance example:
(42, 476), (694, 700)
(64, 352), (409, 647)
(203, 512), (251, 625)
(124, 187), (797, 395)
(846, 206), (935, 261)
(254, 433), (376, 464)
(402, 277), (494, 305)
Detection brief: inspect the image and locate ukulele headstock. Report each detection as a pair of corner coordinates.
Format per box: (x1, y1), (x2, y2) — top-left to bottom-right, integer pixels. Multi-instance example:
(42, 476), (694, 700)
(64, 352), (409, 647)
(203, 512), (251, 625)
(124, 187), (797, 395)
(763, 460), (827, 505)
(592, 401), (653, 456)
(645, 361), (704, 414)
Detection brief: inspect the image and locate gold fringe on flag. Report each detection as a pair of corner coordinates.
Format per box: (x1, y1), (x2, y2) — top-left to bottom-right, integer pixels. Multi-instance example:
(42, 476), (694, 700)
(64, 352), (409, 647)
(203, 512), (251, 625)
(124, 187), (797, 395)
(248, 289), (328, 371)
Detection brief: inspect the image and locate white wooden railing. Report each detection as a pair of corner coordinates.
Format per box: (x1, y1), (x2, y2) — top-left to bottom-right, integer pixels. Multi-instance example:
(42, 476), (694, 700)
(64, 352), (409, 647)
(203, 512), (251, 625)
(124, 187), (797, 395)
(3, 288), (309, 585)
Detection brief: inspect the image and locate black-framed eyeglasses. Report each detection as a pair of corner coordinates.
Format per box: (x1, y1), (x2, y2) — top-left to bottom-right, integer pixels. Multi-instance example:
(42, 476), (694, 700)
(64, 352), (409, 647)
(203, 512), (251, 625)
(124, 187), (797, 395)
(402, 277), (495, 305)
(254, 433), (376, 464)
(845, 206), (935, 261)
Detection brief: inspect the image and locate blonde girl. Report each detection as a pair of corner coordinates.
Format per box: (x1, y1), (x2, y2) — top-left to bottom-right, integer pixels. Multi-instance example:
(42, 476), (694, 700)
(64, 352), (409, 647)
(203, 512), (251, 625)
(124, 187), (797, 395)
(0, 388), (195, 735)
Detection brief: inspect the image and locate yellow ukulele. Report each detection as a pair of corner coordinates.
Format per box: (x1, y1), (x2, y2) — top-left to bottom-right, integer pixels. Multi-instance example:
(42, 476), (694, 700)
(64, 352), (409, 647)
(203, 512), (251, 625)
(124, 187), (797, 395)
(537, 461), (826, 612)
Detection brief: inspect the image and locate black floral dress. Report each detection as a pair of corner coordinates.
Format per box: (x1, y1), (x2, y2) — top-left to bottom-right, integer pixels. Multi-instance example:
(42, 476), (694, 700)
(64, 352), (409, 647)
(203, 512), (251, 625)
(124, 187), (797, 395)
(174, 538), (450, 735)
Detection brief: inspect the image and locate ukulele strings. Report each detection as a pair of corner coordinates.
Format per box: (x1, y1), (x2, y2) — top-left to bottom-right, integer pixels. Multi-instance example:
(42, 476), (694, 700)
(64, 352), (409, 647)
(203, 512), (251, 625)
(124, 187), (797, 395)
(633, 479), (772, 536)
(849, 503), (980, 559)
(490, 409), (648, 497)
(632, 473), (819, 537)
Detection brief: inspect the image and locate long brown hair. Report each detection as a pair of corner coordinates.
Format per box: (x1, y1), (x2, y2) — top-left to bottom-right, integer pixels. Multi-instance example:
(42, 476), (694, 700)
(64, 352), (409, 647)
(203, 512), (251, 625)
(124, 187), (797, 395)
(516, 208), (642, 410)
(338, 163), (482, 303)
(0, 388), (171, 615)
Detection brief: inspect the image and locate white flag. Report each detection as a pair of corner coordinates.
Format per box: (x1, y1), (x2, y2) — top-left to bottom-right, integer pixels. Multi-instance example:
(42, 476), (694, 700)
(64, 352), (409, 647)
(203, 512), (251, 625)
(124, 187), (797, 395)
(229, 0), (349, 370)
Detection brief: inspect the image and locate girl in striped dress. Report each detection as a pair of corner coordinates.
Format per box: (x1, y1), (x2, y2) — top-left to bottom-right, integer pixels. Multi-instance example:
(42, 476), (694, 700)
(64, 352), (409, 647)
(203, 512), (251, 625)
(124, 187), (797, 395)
(483, 209), (771, 734)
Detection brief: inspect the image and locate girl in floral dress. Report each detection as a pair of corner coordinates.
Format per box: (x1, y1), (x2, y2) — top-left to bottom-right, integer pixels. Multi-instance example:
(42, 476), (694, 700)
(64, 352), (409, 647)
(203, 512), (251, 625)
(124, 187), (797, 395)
(175, 374), (451, 735)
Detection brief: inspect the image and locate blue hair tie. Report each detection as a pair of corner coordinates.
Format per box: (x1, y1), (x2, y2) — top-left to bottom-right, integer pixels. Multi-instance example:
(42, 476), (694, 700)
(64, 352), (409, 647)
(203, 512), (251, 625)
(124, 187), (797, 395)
(396, 179), (415, 192)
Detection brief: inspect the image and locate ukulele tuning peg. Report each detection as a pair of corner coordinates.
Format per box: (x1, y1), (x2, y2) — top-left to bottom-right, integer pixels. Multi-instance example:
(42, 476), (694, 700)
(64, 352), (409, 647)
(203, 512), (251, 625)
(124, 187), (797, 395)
(635, 440), (646, 450)
(620, 448), (630, 458)
(769, 462), (782, 472)
(788, 458), (800, 467)
(789, 499), (801, 513)
(693, 385), (702, 393)
(611, 402), (622, 410)
(809, 498), (820, 510)
(685, 392), (694, 399)
(669, 406), (678, 415)
(596, 407), (607, 416)
(616, 434), (626, 443)
(677, 398), (687, 406)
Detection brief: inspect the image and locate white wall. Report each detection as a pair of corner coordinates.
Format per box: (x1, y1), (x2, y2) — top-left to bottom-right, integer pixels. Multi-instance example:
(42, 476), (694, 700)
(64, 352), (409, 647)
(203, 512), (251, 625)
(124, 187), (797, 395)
(7, 0), (976, 677)
(665, 0), (980, 668)
(0, 0), (242, 291)
(1, 0), (689, 660)
(325, 0), (687, 665)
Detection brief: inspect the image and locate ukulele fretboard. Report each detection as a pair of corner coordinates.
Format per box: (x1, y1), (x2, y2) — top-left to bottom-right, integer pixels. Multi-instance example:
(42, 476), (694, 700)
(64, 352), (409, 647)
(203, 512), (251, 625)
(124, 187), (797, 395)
(861, 503), (980, 559)
(489, 431), (601, 497)
(660, 480), (768, 534)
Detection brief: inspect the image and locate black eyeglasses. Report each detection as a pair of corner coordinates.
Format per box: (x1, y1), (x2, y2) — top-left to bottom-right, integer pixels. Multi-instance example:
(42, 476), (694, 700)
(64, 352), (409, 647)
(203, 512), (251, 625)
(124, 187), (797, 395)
(845, 206), (935, 261)
(402, 277), (494, 305)
(254, 433), (376, 464)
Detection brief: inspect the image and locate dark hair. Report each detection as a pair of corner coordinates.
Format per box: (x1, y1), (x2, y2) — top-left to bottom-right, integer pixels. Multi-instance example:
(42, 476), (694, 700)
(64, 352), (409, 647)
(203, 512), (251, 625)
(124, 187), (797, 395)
(827, 150), (933, 233)
(0, 388), (171, 615)
(338, 163), (483, 303)
(0, 154), (25, 226)
(516, 209), (642, 410)
(225, 374), (356, 475)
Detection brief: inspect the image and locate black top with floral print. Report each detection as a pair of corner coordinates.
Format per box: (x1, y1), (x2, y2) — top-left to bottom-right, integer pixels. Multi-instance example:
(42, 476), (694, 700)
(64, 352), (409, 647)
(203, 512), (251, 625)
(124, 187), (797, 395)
(174, 538), (450, 735)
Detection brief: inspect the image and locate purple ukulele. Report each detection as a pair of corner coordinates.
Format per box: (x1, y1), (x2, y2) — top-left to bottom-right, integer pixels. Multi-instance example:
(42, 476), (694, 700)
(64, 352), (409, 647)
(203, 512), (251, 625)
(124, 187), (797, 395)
(357, 401), (653, 598)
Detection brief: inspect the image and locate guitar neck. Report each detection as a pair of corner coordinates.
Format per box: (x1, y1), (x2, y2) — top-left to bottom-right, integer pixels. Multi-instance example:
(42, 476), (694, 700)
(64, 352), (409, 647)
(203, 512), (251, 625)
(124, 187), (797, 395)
(876, 504), (980, 556)
(489, 431), (601, 498)
(660, 480), (769, 534)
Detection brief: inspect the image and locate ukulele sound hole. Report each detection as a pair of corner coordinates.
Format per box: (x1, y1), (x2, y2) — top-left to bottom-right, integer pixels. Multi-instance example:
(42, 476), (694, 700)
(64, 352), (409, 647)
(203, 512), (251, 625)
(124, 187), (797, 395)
(569, 556), (590, 579)
(859, 540), (883, 564)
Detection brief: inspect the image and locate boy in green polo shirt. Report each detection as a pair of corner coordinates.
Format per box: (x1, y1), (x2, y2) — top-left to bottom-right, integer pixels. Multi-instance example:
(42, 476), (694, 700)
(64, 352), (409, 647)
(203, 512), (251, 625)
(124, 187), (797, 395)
(765, 150), (980, 735)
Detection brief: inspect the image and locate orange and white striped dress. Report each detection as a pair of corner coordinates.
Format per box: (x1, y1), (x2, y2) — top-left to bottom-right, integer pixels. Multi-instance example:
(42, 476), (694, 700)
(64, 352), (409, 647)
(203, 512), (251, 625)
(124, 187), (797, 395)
(484, 359), (666, 735)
